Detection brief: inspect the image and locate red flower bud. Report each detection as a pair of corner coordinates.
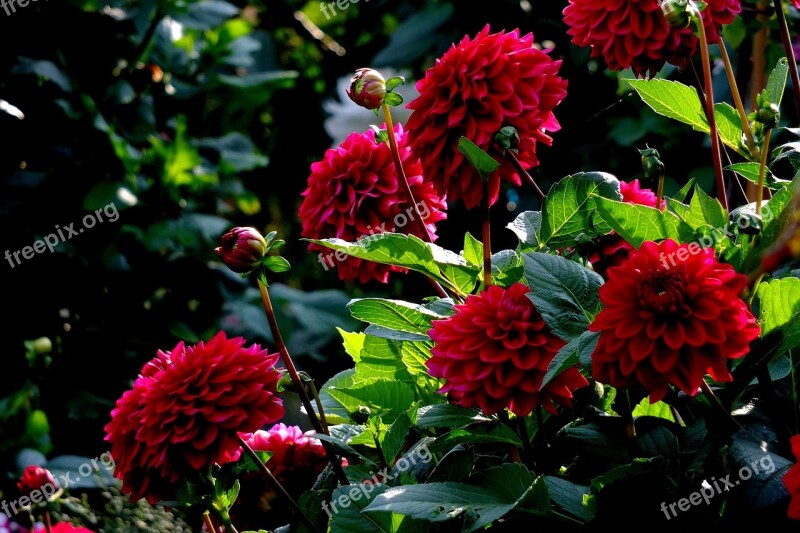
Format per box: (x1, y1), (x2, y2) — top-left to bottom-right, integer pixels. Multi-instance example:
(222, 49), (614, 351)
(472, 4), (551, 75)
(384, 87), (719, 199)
(215, 227), (267, 274)
(17, 465), (58, 496)
(346, 68), (386, 110)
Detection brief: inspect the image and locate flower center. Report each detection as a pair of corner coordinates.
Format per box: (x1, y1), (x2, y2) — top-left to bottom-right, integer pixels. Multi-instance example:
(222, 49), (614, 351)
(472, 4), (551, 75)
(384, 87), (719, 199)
(638, 271), (690, 318)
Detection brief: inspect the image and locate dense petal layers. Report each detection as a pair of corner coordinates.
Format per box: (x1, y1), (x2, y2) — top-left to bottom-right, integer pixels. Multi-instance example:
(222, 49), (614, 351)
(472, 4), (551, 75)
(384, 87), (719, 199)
(564, 0), (741, 78)
(426, 283), (588, 416)
(104, 332), (284, 504)
(299, 124), (446, 283)
(406, 26), (567, 208)
(589, 239), (759, 402)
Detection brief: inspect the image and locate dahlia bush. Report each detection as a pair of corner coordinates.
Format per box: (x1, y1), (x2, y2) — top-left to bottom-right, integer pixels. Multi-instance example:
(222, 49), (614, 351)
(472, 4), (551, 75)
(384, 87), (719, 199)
(14, 2), (800, 532)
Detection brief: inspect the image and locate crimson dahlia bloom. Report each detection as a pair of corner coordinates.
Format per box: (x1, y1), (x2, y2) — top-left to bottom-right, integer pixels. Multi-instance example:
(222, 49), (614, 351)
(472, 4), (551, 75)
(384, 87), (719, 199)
(589, 239), (759, 402)
(241, 424), (327, 483)
(563, 0), (741, 78)
(299, 124), (446, 283)
(17, 466), (58, 496)
(785, 435), (800, 520)
(33, 525), (95, 533)
(590, 179), (666, 278)
(104, 332), (284, 504)
(405, 26), (567, 209)
(426, 283), (589, 416)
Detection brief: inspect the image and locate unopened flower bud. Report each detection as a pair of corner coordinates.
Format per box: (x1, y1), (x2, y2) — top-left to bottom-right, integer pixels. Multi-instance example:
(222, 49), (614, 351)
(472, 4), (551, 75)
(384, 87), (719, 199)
(347, 68), (387, 110)
(215, 227), (267, 274)
(660, 0), (692, 29)
(17, 466), (59, 498)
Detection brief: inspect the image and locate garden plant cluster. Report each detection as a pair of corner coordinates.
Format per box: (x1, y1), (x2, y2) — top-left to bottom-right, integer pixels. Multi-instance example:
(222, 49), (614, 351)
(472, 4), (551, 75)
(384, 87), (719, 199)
(2, 0), (800, 531)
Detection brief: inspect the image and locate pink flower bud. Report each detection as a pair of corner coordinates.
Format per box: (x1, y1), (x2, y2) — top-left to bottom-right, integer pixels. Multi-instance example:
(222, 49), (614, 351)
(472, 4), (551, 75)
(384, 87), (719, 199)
(215, 227), (268, 274)
(346, 68), (386, 110)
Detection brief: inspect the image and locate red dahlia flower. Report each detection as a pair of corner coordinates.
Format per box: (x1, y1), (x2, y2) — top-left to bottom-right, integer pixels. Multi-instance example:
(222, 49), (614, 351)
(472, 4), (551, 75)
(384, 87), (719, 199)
(563, 0), (741, 78)
(590, 179), (666, 278)
(104, 332), (284, 504)
(426, 283), (589, 416)
(17, 466), (58, 497)
(405, 26), (567, 209)
(589, 239), (760, 402)
(241, 424), (327, 484)
(33, 524), (95, 533)
(785, 435), (800, 520)
(299, 124), (446, 283)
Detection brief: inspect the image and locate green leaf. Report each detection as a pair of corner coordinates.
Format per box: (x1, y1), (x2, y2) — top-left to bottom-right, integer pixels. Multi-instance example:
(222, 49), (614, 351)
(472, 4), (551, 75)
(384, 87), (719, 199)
(507, 211), (541, 251)
(365, 474), (542, 532)
(714, 102), (746, 157)
(475, 464), (549, 514)
(726, 162), (786, 189)
(382, 411), (413, 466)
(262, 255), (291, 273)
(306, 234), (477, 296)
(348, 299), (442, 335)
(383, 92), (404, 107)
(428, 424), (523, 454)
(491, 249), (524, 287)
(594, 197), (692, 247)
(342, 330), (440, 401)
(631, 397), (676, 423)
(539, 173), (622, 248)
(755, 277), (800, 352)
(766, 57), (789, 107)
(329, 484), (407, 533)
(522, 252), (603, 341)
(689, 185), (727, 228)
(543, 476), (594, 523)
(672, 178), (696, 203)
(457, 137), (500, 181)
(330, 378), (415, 424)
(542, 330), (598, 387)
(463, 232), (483, 266)
(416, 405), (492, 428)
(626, 79), (747, 156)
(385, 76), (405, 92)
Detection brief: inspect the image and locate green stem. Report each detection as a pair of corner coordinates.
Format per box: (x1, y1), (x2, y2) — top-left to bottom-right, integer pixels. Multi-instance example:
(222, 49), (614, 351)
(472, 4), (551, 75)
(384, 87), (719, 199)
(693, 3), (729, 213)
(498, 411), (522, 463)
(238, 436), (321, 533)
(773, 0), (800, 120)
(505, 149), (544, 200)
(481, 182), (492, 287)
(756, 130), (772, 215)
(381, 103), (450, 299)
(717, 39), (758, 157)
(700, 381), (743, 430)
(257, 279), (349, 486)
(306, 378), (330, 435)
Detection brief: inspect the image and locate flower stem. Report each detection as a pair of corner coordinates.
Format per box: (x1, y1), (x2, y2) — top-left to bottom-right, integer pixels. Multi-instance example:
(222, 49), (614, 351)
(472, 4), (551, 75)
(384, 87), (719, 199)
(257, 279), (349, 486)
(505, 149), (545, 200)
(481, 183), (493, 287)
(306, 378), (330, 434)
(773, 0), (800, 119)
(238, 436), (321, 533)
(44, 511), (52, 533)
(756, 130), (772, 215)
(498, 411), (522, 463)
(694, 4), (728, 213)
(700, 381), (743, 430)
(203, 512), (216, 533)
(381, 103), (450, 300)
(717, 38), (758, 156)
